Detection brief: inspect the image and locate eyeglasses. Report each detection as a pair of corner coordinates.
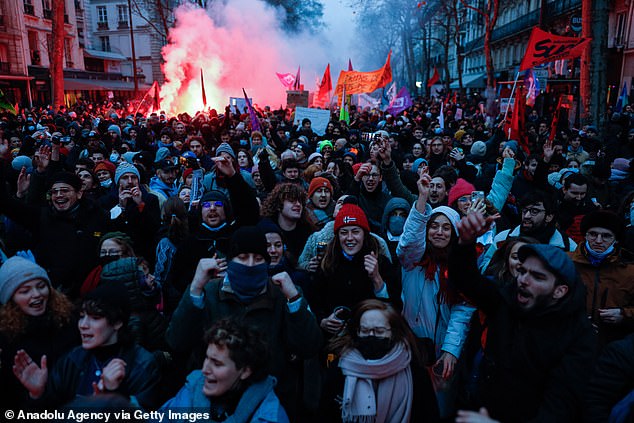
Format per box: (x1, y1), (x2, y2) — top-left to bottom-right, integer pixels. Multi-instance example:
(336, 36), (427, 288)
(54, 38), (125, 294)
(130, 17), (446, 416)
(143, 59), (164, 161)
(358, 326), (391, 337)
(363, 173), (380, 179)
(586, 231), (614, 242)
(522, 207), (546, 216)
(100, 249), (122, 257)
(49, 187), (74, 196)
(202, 201), (224, 209)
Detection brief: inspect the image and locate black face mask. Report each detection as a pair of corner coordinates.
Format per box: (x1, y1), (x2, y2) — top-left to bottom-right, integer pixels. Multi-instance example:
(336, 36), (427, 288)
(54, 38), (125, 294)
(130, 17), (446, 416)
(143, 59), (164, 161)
(355, 335), (394, 360)
(99, 255), (121, 266)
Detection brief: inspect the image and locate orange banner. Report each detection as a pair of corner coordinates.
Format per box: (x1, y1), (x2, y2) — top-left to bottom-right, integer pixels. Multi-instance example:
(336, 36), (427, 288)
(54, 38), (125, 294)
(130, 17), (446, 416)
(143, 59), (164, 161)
(335, 52), (392, 97)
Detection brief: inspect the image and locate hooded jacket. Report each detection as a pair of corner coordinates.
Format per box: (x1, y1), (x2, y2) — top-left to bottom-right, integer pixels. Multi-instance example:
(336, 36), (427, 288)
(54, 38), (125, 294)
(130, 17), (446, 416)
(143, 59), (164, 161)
(160, 373), (289, 423)
(450, 243), (596, 422)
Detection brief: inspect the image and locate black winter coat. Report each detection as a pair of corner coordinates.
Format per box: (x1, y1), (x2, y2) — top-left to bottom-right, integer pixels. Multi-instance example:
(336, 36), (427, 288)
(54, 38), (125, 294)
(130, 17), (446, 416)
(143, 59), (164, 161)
(0, 184), (110, 297)
(585, 334), (634, 422)
(449, 244), (597, 422)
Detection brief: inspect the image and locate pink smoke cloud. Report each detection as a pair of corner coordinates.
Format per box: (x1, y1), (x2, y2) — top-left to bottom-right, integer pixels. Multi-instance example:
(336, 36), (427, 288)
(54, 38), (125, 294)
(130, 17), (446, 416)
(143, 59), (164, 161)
(160, 0), (331, 115)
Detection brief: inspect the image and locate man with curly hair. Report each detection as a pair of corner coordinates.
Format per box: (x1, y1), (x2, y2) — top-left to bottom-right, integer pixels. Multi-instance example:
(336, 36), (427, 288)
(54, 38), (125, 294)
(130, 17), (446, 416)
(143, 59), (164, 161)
(260, 183), (315, 260)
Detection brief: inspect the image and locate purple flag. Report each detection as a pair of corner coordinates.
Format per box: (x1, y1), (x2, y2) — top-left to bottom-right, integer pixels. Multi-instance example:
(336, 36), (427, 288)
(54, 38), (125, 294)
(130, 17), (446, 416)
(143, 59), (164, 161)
(386, 87), (413, 115)
(242, 88), (261, 132)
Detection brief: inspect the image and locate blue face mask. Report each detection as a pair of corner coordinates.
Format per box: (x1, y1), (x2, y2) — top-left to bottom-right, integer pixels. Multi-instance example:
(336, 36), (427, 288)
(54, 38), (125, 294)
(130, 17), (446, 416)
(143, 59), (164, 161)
(100, 179), (112, 188)
(388, 215), (406, 236)
(110, 152), (120, 163)
(434, 127), (443, 135)
(227, 261), (268, 303)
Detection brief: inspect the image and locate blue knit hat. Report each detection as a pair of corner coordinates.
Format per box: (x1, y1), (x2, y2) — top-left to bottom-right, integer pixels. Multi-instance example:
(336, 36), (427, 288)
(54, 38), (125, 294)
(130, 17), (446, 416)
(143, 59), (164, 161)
(412, 158), (428, 174)
(115, 162), (141, 185)
(12, 156), (33, 172)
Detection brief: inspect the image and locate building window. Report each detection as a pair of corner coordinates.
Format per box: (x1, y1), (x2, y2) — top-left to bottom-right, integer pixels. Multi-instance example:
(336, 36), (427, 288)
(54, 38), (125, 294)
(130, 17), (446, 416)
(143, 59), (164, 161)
(24, 0), (35, 16)
(42, 0), (52, 19)
(65, 38), (73, 67)
(100, 35), (111, 52)
(97, 6), (108, 29)
(117, 4), (128, 27)
(615, 12), (626, 47)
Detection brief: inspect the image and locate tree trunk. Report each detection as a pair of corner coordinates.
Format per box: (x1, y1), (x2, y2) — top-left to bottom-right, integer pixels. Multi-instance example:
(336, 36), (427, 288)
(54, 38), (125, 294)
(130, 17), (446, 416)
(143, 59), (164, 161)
(484, 21), (496, 115)
(51, 0), (65, 109)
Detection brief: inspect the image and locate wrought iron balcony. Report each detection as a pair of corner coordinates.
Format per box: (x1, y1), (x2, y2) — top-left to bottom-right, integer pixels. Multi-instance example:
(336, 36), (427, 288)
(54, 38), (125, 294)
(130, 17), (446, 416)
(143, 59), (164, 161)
(24, 4), (35, 16)
(43, 9), (52, 19)
(545, 0), (581, 17)
(97, 21), (109, 30)
(0, 62), (10, 74)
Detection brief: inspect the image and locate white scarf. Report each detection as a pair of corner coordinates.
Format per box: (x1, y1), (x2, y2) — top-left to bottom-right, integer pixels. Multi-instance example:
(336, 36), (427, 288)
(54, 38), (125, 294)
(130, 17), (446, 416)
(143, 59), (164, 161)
(339, 342), (413, 423)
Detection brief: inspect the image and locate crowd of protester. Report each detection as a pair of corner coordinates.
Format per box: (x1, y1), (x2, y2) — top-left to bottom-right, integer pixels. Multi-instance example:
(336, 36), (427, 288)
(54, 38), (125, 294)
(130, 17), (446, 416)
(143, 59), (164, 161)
(0, 95), (633, 422)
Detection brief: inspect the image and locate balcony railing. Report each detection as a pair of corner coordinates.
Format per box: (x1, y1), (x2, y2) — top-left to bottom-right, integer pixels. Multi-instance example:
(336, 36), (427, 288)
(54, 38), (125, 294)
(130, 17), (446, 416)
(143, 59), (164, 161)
(64, 14), (69, 23)
(0, 62), (10, 74)
(97, 21), (109, 30)
(464, 9), (539, 52)
(545, 0), (581, 18)
(24, 4), (35, 15)
(43, 9), (52, 19)
(118, 21), (128, 29)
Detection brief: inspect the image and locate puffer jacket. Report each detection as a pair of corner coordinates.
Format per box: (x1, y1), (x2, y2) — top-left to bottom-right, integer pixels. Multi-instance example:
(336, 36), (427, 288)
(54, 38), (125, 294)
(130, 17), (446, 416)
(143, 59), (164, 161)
(100, 258), (168, 351)
(397, 203), (475, 359)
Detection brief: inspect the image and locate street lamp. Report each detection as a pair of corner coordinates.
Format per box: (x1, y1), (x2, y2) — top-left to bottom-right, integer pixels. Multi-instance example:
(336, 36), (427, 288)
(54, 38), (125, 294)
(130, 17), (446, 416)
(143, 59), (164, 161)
(127, 0), (138, 97)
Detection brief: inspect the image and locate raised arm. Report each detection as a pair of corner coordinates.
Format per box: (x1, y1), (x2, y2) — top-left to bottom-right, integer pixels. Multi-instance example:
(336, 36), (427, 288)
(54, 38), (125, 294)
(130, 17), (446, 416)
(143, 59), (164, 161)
(396, 173), (431, 270)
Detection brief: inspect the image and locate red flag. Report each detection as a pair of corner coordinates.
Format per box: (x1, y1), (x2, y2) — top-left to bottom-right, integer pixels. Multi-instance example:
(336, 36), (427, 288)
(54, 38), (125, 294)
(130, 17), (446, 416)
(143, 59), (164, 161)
(506, 87), (528, 153)
(314, 64), (332, 108)
(348, 59), (353, 71)
(427, 67), (440, 87)
(293, 66), (301, 90)
(549, 96), (563, 142)
(452, 92), (457, 104)
(153, 81), (160, 111)
(520, 27), (591, 71)
(200, 69), (207, 108)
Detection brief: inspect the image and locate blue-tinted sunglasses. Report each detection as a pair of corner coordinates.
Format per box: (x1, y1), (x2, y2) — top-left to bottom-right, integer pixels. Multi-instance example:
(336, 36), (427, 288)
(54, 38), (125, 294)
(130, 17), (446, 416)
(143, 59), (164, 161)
(202, 201), (224, 209)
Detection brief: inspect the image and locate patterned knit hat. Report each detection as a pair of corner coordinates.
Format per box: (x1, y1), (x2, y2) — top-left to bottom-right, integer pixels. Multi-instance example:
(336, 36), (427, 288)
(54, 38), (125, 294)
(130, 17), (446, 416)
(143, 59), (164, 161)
(334, 204), (370, 233)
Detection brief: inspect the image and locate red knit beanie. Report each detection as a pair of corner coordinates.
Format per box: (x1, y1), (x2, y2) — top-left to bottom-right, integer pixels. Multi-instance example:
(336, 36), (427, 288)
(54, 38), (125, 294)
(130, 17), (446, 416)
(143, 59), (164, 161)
(308, 177), (333, 198)
(352, 162), (363, 176)
(182, 168), (194, 181)
(334, 204), (370, 233)
(448, 178), (475, 205)
(94, 161), (116, 176)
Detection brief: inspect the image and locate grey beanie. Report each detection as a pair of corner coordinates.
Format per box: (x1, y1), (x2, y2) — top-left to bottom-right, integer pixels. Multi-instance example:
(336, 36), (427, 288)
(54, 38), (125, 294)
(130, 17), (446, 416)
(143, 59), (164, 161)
(0, 256), (51, 304)
(470, 141), (487, 157)
(216, 142), (236, 159)
(115, 162), (141, 185)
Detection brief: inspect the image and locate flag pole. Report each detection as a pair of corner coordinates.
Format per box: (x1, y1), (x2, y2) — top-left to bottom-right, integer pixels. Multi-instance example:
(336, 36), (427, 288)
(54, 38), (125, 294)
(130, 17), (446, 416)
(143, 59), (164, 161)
(503, 71), (521, 138)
